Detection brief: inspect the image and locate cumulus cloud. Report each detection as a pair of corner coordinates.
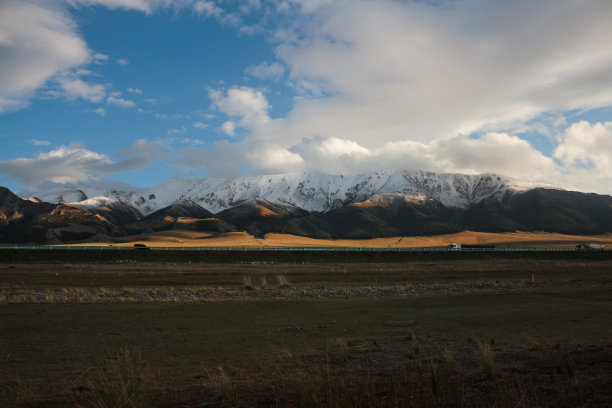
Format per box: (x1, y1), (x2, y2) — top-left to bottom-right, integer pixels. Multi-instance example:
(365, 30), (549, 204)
(3, 0), (612, 194)
(0, 0), (90, 112)
(209, 86), (271, 132)
(256, 0), (612, 147)
(181, 0), (612, 193)
(245, 143), (304, 172)
(0, 144), (115, 184)
(0, 140), (166, 185)
(181, 138), (205, 146)
(92, 53), (109, 63)
(127, 87), (143, 94)
(5, 121), (611, 193)
(173, 132), (559, 186)
(193, 1), (224, 18)
(69, 0), (158, 14)
(28, 139), (51, 147)
(167, 126), (187, 135)
(291, 136), (370, 159)
(106, 92), (136, 108)
(193, 121), (208, 129)
(58, 77), (106, 102)
(221, 121), (236, 136)
(117, 58), (129, 66)
(83, 0), (243, 25)
(552, 120), (612, 193)
(244, 61), (285, 80)
(555, 121), (612, 171)
(0, 0), (240, 113)
(114, 138), (167, 162)
(94, 107), (106, 116)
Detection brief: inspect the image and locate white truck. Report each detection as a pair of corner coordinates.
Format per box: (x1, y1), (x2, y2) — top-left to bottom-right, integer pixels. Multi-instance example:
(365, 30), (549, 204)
(447, 243), (461, 250)
(575, 243), (605, 251)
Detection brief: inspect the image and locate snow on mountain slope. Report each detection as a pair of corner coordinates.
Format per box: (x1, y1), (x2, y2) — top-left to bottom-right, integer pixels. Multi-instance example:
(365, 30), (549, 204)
(26, 170), (558, 216)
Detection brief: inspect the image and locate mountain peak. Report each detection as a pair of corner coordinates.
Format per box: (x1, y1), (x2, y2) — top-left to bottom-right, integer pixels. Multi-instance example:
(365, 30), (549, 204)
(26, 170), (557, 216)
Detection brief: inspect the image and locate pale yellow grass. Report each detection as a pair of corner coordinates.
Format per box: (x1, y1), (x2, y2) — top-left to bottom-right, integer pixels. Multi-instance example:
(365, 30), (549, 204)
(175, 217), (216, 225)
(62, 230), (612, 248)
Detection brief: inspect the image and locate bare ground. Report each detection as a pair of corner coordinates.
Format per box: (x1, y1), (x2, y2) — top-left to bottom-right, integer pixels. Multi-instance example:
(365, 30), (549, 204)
(1, 258), (611, 407)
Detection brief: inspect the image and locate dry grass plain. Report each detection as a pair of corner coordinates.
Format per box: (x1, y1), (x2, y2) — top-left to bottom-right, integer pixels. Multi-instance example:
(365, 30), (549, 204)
(1, 256), (612, 407)
(66, 230), (612, 248)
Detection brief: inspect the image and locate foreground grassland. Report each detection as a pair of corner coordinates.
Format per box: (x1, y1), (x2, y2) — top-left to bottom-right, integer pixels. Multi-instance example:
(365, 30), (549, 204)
(1, 259), (611, 407)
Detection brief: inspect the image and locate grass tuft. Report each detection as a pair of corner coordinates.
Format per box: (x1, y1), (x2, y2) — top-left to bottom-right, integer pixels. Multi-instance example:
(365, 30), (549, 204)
(242, 275), (255, 290)
(210, 365), (236, 403)
(87, 348), (152, 408)
(475, 338), (496, 379)
(276, 274), (292, 288)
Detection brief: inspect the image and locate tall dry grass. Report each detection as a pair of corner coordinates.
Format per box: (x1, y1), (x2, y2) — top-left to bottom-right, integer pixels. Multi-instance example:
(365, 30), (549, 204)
(475, 338), (496, 379)
(85, 348), (152, 408)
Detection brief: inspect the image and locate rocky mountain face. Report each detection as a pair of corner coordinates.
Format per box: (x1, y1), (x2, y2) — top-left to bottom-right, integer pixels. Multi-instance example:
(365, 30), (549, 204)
(2, 171), (612, 243)
(0, 187), (118, 243)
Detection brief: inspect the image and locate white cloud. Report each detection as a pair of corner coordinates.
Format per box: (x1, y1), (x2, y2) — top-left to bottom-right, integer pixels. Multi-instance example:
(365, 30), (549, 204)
(0, 0), (237, 114)
(3, 0), (612, 195)
(94, 107), (106, 116)
(555, 121), (612, 170)
(69, 0), (157, 14)
(552, 120), (612, 192)
(167, 126), (187, 135)
(0, 139), (167, 186)
(173, 131), (560, 186)
(172, 0), (612, 193)
(0, 96), (28, 114)
(288, 0), (334, 13)
(28, 139), (51, 146)
(245, 144), (304, 172)
(117, 58), (129, 66)
(244, 61), (285, 80)
(58, 77), (106, 102)
(92, 53), (109, 64)
(127, 87), (143, 94)
(70, 0), (236, 19)
(114, 138), (167, 162)
(0, 0), (90, 112)
(291, 136), (370, 159)
(193, 121), (208, 129)
(283, 133), (557, 181)
(0, 144), (129, 184)
(259, 0), (612, 148)
(106, 92), (136, 108)
(181, 138), (205, 146)
(193, 1), (224, 18)
(221, 121), (236, 136)
(209, 86), (271, 131)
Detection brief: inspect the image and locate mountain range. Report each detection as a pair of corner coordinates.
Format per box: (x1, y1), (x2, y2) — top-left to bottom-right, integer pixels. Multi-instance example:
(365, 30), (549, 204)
(2, 170), (612, 244)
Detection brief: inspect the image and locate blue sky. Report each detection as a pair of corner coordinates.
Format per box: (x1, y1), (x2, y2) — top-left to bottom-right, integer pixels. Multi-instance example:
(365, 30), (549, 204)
(1, 0), (612, 195)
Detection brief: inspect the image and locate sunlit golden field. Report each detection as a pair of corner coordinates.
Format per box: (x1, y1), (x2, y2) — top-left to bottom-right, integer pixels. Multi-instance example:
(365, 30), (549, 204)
(63, 230), (612, 248)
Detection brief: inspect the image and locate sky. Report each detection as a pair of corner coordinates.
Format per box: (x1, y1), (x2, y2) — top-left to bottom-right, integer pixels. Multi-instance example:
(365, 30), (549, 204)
(1, 0), (612, 195)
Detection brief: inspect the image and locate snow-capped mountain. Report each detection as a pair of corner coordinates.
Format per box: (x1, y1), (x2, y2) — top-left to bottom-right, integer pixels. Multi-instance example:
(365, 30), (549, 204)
(26, 170), (557, 217)
(3, 171), (612, 243)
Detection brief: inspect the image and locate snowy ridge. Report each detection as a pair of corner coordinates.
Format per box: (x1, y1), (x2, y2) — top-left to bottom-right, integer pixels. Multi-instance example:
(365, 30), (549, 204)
(27, 170), (557, 217)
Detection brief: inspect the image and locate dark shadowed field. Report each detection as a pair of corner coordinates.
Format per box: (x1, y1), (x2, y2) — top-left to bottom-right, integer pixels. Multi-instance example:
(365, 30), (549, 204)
(1, 255), (611, 407)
